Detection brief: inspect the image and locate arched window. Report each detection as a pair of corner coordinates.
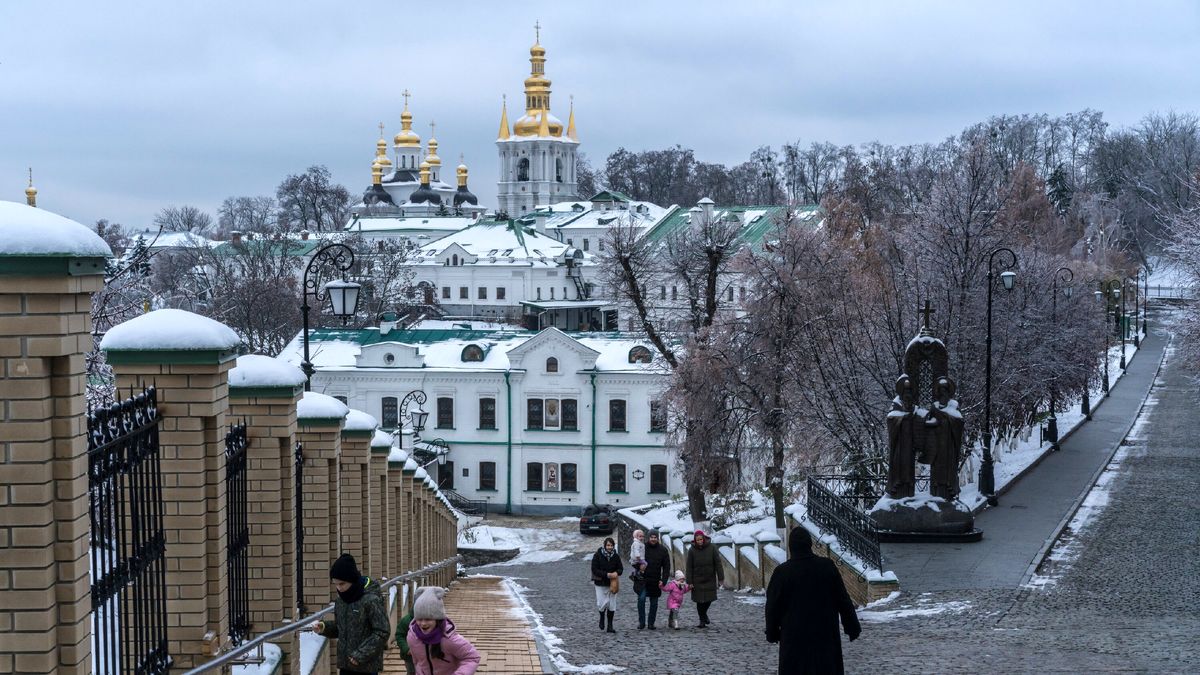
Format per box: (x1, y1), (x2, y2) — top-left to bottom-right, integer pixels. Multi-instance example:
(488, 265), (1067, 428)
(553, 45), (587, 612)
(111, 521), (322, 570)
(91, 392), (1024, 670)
(461, 344), (485, 362)
(451, 254), (459, 266)
(628, 346), (653, 364)
(517, 158), (530, 182)
(546, 357), (558, 373)
(556, 158), (563, 183)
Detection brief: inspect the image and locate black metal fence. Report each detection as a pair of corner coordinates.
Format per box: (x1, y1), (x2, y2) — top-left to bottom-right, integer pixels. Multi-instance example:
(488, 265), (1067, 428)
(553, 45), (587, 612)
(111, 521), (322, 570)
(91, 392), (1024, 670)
(442, 488), (487, 517)
(225, 423), (251, 645)
(805, 476), (883, 571)
(88, 386), (172, 675)
(294, 441), (306, 615)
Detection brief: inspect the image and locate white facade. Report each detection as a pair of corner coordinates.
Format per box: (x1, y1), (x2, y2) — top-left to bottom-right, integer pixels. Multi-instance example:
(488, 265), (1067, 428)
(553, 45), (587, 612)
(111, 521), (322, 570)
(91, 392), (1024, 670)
(497, 136), (580, 217)
(281, 326), (675, 515)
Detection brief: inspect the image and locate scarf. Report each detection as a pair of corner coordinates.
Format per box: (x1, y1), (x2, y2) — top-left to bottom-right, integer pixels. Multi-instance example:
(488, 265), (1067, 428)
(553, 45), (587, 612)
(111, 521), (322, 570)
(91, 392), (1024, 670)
(599, 547), (616, 560)
(337, 576), (366, 604)
(412, 618), (455, 646)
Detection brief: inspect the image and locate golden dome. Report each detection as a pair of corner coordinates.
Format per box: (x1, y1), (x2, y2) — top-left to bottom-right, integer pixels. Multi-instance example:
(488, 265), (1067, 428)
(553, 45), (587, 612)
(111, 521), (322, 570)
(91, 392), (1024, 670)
(418, 161), (431, 186)
(393, 91), (421, 148)
(374, 132), (393, 168)
(371, 159), (383, 185)
(426, 137), (441, 165)
(456, 162), (469, 187)
(514, 111), (563, 137)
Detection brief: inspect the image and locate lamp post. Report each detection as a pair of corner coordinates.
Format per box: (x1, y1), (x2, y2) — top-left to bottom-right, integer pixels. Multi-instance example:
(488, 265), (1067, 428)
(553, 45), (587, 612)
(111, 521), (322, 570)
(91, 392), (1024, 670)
(301, 243), (361, 391)
(982, 246), (1017, 506)
(1141, 268), (1149, 336)
(1046, 267), (1073, 451)
(1096, 280), (1120, 395)
(399, 390), (428, 436)
(1118, 280), (1127, 370)
(1129, 273), (1141, 348)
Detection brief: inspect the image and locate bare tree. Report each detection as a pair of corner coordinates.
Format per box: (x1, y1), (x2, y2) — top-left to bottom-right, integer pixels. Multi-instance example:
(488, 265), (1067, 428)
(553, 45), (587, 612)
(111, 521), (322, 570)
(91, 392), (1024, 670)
(153, 205), (214, 235)
(217, 195), (279, 238)
(276, 165), (351, 233)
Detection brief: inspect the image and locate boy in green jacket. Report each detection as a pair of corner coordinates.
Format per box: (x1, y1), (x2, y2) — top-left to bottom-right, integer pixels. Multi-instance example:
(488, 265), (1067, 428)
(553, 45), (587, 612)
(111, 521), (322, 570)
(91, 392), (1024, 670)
(394, 608), (415, 674)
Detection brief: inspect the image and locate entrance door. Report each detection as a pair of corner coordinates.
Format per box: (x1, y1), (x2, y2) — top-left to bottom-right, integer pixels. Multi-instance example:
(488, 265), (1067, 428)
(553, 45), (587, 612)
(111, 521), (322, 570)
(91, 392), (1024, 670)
(439, 461), (455, 490)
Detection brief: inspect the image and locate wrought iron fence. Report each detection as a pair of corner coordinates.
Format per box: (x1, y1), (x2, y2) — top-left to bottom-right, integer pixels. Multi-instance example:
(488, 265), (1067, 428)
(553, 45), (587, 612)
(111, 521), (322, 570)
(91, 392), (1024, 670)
(225, 422), (251, 645)
(294, 441), (306, 615)
(805, 476), (883, 571)
(88, 386), (171, 675)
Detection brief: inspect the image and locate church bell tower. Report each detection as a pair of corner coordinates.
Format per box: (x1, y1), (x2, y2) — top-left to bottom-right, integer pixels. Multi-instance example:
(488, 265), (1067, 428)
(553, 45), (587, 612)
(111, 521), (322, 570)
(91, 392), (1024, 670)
(496, 24), (580, 217)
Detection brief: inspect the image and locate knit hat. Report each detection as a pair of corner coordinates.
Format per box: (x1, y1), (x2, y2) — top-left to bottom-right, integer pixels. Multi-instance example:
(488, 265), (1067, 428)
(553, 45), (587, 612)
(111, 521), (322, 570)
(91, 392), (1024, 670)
(789, 526), (814, 557)
(674, 570), (686, 581)
(329, 553), (360, 583)
(693, 530), (707, 539)
(413, 586), (447, 620)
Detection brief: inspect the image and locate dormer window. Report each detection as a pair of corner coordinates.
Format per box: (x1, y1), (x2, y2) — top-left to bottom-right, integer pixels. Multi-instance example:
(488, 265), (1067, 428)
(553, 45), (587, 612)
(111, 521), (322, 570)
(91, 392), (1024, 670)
(461, 344), (485, 362)
(628, 346), (653, 364)
(452, 254), (459, 266)
(546, 357), (558, 373)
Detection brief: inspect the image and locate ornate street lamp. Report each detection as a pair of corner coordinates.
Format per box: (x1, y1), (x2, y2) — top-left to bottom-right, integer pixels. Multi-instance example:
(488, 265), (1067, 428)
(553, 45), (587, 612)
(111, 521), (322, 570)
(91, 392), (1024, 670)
(1096, 280), (1121, 395)
(1141, 268), (1149, 336)
(399, 390), (428, 437)
(982, 246), (1018, 506)
(1046, 267), (1073, 451)
(301, 243), (361, 391)
(1128, 273), (1141, 348)
(1117, 282), (1126, 370)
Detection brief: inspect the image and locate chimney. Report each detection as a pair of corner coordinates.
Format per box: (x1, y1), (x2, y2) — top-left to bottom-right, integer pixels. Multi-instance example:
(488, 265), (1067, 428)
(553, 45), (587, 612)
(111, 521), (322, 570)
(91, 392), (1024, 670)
(532, 211), (548, 235)
(698, 197), (715, 222)
(231, 231), (242, 244)
(300, 229), (310, 241)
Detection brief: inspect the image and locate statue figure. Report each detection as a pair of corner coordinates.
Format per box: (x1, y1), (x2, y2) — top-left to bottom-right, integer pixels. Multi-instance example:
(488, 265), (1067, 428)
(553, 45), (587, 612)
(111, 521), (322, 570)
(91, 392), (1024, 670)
(925, 376), (964, 500)
(885, 375), (919, 498)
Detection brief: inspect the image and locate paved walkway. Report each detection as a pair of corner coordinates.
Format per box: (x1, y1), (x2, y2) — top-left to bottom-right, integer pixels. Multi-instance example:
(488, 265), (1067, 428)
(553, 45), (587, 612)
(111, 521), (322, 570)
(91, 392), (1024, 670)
(882, 316), (1168, 591)
(384, 576), (548, 674)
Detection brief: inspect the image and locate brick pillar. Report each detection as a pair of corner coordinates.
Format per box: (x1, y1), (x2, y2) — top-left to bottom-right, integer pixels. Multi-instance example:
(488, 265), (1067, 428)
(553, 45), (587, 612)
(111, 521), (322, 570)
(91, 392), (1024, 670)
(338, 427), (370, 574)
(368, 432), (391, 579)
(228, 355), (306, 675)
(400, 459), (417, 575)
(0, 215), (108, 675)
(294, 393), (347, 618)
(103, 310), (243, 669)
(386, 450), (406, 577)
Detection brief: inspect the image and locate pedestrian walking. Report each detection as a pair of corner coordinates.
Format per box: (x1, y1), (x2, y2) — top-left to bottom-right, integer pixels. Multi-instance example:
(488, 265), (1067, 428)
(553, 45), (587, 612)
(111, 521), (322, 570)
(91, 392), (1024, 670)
(394, 608), (415, 675)
(629, 561), (648, 629)
(640, 530), (672, 630)
(685, 530), (723, 628)
(661, 570), (692, 630)
(629, 528), (646, 566)
(765, 527), (861, 675)
(590, 536), (623, 634)
(406, 586), (481, 675)
(310, 553), (390, 674)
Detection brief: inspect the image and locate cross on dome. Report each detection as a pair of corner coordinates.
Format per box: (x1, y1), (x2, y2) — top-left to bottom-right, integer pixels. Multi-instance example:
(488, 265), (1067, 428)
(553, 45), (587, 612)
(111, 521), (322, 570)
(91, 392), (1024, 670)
(534, 20), (541, 43)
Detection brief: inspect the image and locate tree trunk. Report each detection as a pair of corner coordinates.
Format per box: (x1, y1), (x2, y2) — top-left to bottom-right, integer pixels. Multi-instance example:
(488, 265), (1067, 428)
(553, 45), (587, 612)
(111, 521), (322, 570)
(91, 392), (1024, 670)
(687, 482), (709, 532)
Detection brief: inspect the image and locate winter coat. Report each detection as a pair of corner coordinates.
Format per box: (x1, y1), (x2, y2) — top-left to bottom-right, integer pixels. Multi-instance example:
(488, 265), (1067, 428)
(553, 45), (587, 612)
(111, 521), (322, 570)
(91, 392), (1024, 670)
(407, 622), (481, 675)
(630, 567), (646, 595)
(662, 580), (691, 610)
(686, 542), (724, 604)
(629, 539), (645, 565)
(641, 542), (672, 599)
(320, 577), (390, 673)
(395, 611), (414, 659)
(590, 548), (623, 587)
(765, 552), (861, 675)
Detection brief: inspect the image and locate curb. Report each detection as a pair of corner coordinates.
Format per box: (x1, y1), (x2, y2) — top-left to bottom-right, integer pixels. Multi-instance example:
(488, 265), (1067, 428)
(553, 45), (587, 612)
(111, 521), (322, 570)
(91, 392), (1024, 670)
(1017, 334), (1168, 587)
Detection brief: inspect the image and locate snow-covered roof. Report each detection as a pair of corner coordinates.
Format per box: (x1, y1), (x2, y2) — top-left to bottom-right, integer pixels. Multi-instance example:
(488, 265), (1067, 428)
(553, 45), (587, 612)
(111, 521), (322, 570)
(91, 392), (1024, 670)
(229, 355), (306, 388)
(532, 200), (667, 232)
(344, 409), (378, 432)
(372, 429), (395, 448)
(344, 215), (477, 234)
(129, 229), (216, 251)
(0, 201), (111, 257)
(413, 221), (574, 267)
(278, 326), (664, 374)
(296, 391), (349, 420)
(100, 309), (241, 352)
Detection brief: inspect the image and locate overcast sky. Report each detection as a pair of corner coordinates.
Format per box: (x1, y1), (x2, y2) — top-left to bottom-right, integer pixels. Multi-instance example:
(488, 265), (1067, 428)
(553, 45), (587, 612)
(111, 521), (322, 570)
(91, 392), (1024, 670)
(4, 1), (1200, 231)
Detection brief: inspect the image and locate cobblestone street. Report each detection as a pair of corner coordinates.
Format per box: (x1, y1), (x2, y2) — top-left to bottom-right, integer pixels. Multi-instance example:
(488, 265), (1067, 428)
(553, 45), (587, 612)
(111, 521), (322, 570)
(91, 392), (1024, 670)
(476, 330), (1199, 674)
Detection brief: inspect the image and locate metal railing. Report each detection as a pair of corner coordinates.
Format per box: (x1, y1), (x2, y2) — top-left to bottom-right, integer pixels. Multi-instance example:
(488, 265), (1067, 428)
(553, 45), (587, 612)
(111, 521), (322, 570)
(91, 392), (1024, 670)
(181, 555), (461, 675)
(806, 476), (883, 571)
(805, 473), (929, 513)
(442, 488), (487, 517)
(225, 422), (251, 645)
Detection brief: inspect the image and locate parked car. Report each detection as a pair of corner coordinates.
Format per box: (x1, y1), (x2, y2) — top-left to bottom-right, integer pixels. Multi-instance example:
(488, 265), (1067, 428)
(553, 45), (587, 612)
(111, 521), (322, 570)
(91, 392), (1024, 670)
(579, 504), (616, 535)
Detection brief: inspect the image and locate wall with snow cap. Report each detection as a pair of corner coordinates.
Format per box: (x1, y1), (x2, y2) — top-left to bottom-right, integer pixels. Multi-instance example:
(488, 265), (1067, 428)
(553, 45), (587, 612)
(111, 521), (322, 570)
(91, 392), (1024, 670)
(343, 409), (379, 432)
(296, 391), (350, 420)
(100, 308), (241, 352)
(0, 201), (112, 257)
(229, 354), (306, 389)
(371, 429), (394, 449)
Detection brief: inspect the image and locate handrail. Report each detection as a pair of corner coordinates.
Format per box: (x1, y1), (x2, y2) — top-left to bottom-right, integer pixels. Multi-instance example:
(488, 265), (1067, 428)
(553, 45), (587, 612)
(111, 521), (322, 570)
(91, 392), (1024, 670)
(181, 555), (460, 675)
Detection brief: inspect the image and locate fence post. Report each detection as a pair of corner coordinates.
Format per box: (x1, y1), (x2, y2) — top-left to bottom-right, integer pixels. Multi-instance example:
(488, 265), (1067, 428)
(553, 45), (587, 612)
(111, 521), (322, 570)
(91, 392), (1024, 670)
(371, 431), (397, 581)
(103, 309), (241, 669)
(294, 393), (348, 623)
(0, 204), (109, 675)
(227, 355), (306, 674)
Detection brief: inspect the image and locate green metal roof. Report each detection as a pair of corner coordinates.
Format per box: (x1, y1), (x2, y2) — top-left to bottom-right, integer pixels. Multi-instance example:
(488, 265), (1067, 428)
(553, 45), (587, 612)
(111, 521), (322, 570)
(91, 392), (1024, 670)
(211, 238), (322, 258)
(589, 190), (633, 203)
(307, 327), (534, 346)
(642, 204), (818, 247)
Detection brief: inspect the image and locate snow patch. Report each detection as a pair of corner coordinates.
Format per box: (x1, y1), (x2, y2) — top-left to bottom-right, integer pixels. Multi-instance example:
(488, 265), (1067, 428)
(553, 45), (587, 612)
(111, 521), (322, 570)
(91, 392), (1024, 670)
(343, 408), (378, 432)
(229, 354), (306, 388)
(0, 201), (112, 256)
(463, 524), (580, 566)
(231, 643), (282, 675)
(296, 391), (349, 420)
(372, 429), (395, 448)
(100, 309), (241, 351)
(859, 599), (971, 623)
(736, 594), (766, 606)
(501, 578), (625, 673)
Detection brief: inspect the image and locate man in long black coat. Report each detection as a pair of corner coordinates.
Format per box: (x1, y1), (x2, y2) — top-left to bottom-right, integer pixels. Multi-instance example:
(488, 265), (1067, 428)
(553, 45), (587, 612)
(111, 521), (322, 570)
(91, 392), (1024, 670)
(765, 527), (862, 674)
(640, 530), (672, 629)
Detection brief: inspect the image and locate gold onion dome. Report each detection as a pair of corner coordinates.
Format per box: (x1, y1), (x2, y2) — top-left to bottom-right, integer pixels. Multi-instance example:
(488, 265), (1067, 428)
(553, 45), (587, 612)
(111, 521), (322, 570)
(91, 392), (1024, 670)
(25, 169), (38, 207)
(375, 135), (393, 169)
(426, 138), (441, 166)
(393, 91), (421, 148)
(513, 36), (563, 137)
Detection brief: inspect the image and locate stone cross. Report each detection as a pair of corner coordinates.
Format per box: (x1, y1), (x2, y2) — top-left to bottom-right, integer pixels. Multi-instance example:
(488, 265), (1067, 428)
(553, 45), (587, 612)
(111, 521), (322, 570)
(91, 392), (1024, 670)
(920, 299), (935, 332)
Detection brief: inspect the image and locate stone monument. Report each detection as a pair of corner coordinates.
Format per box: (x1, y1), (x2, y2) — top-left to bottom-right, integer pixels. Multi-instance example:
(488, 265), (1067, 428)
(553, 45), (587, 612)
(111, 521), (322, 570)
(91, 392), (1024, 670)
(871, 302), (977, 539)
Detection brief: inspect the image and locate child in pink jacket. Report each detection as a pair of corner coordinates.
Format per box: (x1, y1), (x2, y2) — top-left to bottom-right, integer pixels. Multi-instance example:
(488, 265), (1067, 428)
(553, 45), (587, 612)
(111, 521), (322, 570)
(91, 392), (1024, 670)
(661, 570), (692, 630)
(407, 587), (481, 675)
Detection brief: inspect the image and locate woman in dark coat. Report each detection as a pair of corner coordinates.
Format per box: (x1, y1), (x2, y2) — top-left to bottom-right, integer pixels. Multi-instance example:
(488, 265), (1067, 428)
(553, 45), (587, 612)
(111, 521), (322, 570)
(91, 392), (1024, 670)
(684, 530), (723, 628)
(765, 527), (861, 675)
(590, 537), (623, 634)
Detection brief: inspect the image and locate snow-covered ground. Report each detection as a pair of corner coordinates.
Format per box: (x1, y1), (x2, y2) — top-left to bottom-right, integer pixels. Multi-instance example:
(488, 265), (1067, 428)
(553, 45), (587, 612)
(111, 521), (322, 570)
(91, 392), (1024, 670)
(231, 643), (282, 675)
(859, 595), (972, 623)
(502, 577), (625, 674)
(458, 522), (585, 566)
